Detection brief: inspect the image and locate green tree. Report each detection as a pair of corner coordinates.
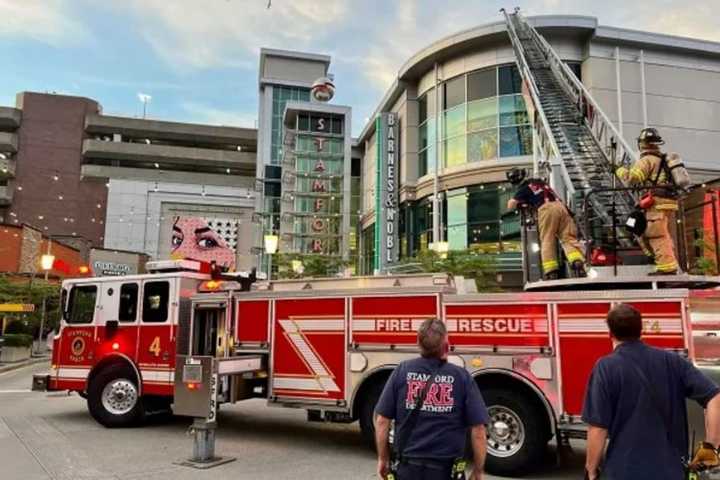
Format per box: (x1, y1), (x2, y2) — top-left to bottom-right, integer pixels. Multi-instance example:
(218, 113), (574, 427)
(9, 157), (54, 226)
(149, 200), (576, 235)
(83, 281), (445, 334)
(273, 254), (349, 280)
(403, 248), (499, 291)
(0, 276), (61, 337)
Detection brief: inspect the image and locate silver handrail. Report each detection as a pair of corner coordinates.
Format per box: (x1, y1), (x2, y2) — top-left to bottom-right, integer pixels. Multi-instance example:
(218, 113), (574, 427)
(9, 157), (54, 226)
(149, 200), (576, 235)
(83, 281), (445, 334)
(501, 8), (575, 199)
(515, 10), (639, 170)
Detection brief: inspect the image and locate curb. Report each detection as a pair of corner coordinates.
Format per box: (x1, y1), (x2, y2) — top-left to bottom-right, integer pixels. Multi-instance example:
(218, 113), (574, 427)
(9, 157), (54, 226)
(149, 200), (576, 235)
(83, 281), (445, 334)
(0, 356), (50, 375)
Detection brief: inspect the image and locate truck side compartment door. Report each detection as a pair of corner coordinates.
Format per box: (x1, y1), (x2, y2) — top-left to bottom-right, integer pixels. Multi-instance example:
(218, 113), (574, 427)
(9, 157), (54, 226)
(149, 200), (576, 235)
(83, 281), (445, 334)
(136, 279), (175, 395)
(56, 283), (100, 390)
(271, 297), (347, 403)
(94, 281), (140, 365)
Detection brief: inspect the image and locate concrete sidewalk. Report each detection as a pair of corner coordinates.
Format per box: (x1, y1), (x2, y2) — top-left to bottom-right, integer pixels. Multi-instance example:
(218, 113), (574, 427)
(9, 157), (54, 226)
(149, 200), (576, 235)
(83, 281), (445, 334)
(0, 356), (50, 375)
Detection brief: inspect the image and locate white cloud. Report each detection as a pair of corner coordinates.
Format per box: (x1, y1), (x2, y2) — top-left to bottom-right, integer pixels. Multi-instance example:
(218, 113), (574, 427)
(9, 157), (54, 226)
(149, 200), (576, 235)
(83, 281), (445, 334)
(0, 0), (89, 44)
(181, 101), (257, 128)
(120, 0), (350, 70)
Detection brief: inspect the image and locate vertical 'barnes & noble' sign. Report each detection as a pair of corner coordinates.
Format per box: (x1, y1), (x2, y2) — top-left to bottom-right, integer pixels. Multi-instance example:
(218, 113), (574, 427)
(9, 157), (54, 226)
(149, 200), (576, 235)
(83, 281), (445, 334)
(374, 112), (399, 273)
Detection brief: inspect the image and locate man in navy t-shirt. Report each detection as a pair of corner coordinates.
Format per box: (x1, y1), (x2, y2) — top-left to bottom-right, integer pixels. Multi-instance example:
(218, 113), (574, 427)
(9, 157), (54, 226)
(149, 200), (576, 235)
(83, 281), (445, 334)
(582, 303), (720, 479)
(374, 318), (489, 479)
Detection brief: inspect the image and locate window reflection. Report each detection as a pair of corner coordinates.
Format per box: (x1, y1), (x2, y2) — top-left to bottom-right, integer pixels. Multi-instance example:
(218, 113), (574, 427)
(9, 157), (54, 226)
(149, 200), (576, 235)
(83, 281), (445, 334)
(417, 64), (533, 172)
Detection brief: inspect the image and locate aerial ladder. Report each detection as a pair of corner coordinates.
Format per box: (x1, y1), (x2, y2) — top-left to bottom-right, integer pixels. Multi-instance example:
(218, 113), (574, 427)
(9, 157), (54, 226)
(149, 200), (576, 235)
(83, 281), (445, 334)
(502, 9), (641, 280)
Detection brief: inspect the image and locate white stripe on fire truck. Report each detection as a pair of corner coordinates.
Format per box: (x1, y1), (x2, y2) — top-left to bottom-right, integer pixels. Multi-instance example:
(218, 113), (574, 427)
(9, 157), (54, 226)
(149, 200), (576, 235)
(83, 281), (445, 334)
(284, 319), (344, 331)
(57, 367), (90, 379)
(141, 370), (174, 383)
(558, 321), (681, 332)
(443, 318), (549, 333)
(273, 377), (323, 391)
(278, 319), (341, 393)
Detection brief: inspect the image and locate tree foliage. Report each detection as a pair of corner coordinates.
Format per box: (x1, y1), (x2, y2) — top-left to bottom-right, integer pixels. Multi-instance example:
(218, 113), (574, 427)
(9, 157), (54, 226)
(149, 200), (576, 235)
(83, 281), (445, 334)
(403, 249), (499, 291)
(0, 276), (61, 336)
(273, 254), (350, 280)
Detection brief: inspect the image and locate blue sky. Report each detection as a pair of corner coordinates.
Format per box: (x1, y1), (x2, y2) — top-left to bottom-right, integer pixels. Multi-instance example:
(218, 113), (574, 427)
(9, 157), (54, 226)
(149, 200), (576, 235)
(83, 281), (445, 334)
(1, 0), (717, 136)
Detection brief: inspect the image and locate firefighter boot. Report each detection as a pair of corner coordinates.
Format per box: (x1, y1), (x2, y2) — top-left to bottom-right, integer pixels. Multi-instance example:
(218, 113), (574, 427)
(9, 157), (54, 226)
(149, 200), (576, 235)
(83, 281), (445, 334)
(543, 270), (559, 281)
(690, 442), (720, 470)
(572, 260), (587, 278)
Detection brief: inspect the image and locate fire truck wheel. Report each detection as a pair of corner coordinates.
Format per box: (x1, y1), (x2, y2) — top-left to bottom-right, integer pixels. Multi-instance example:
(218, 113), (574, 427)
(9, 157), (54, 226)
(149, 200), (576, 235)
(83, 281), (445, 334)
(87, 364), (145, 428)
(359, 380), (386, 449)
(482, 388), (547, 476)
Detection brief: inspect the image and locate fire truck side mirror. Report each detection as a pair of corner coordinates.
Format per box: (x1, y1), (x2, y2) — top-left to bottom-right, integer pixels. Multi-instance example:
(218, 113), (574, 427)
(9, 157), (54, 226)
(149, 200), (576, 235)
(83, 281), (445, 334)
(105, 320), (119, 338)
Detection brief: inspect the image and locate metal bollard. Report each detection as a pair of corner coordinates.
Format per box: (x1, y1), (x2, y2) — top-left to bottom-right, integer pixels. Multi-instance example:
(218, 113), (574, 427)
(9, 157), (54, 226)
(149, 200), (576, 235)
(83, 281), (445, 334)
(175, 418), (235, 469)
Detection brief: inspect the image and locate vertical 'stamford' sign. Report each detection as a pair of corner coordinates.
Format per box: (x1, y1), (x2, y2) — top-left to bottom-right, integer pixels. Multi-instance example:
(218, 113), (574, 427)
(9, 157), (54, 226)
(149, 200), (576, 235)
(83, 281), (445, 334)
(374, 112), (399, 274)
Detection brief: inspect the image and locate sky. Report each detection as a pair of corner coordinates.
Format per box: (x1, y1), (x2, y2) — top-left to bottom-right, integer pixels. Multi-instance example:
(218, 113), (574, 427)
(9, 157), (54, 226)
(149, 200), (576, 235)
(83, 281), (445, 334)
(1, 0), (718, 136)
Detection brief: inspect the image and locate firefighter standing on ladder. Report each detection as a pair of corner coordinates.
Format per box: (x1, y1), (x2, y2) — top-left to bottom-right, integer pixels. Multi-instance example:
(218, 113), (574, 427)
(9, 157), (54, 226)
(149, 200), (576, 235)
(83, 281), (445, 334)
(616, 128), (682, 275)
(506, 168), (586, 280)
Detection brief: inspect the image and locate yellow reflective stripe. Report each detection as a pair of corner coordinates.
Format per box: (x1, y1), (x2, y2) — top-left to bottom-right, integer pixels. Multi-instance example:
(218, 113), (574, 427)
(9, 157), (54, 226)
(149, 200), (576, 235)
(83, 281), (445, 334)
(542, 260), (559, 272)
(655, 204), (678, 211)
(629, 168), (646, 182)
(656, 262), (678, 272)
(566, 251), (584, 262)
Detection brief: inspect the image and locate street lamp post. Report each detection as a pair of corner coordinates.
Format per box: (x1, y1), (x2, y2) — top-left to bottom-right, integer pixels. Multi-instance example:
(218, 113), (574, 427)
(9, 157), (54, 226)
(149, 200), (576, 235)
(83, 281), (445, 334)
(38, 241), (55, 355)
(264, 234), (279, 281)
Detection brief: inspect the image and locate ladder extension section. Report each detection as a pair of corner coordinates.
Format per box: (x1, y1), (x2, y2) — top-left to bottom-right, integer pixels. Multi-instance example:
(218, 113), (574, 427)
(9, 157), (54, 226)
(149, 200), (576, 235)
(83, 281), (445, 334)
(502, 9), (639, 249)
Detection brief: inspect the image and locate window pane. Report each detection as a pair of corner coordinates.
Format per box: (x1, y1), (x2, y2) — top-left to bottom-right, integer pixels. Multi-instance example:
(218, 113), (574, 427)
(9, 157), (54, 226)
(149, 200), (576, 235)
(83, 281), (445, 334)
(467, 129), (498, 162)
(119, 283), (138, 322)
(67, 285), (97, 324)
(468, 98), (497, 132)
(444, 135), (466, 167)
(469, 222), (500, 247)
(443, 104), (465, 139)
(468, 69), (497, 101)
(331, 117), (343, 134)
(425, 141), (437, 174)
(419, 95), (428, 124)
(468, 185), (500, 223)
(298, 114), (309, 131)
(499, 65), (522, 95)
(443, 76), (465, 110)
(500, 125), (533, 157)
(143, 281), (169, 323)
(566, 62), (582, 81)
(499, 95), (529, 126)
(419, 150), (427, 177)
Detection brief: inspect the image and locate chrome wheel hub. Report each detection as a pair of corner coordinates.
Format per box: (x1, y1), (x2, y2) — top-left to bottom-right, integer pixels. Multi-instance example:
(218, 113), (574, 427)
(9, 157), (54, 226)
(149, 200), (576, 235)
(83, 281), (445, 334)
(487, 405), (525, 458)
(101, 379), (137, 415)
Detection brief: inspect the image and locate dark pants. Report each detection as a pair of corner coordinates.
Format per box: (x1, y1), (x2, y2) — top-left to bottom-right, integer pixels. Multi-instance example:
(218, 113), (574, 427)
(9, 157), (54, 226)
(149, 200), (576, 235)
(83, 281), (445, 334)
(397, 458), (453, 480)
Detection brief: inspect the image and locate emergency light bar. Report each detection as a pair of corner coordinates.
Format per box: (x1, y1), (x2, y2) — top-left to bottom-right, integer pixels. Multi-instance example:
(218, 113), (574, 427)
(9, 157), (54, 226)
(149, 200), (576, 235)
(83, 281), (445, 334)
(146, 259), (205, 273)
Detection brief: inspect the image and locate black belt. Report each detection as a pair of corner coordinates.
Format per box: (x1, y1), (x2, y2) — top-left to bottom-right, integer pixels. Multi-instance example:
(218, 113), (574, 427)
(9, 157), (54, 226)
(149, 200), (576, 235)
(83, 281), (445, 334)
(403, 457), (454, 470)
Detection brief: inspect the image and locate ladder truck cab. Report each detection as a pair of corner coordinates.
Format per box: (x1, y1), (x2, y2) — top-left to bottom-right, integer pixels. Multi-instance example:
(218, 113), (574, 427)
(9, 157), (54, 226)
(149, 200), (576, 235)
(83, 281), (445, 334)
(37, 258), (720, 476)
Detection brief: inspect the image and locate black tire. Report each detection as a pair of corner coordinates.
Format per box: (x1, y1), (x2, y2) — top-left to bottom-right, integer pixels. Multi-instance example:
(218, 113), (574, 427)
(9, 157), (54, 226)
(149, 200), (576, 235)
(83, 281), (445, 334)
(87, 364), (145, 428)
(482, 387), (549, 477)
(359, 379), (387, 450)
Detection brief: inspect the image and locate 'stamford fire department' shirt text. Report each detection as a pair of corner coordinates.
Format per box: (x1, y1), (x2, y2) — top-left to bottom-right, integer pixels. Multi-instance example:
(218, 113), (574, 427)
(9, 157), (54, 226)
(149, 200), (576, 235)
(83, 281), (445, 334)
(375, 357), (489, 459)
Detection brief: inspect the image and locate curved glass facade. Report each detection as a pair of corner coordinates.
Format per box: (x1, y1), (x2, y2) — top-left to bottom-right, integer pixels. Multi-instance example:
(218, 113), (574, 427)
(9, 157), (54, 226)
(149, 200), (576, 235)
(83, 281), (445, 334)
(418, 65), (532, 176)
(398, 182), (521, 258)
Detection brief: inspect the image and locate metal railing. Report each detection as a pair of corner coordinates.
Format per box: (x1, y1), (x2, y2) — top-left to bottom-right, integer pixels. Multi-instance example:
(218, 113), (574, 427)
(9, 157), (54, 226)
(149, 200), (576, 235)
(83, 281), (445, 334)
(515, 10), (639, 175)
(501, 9), (574, 200)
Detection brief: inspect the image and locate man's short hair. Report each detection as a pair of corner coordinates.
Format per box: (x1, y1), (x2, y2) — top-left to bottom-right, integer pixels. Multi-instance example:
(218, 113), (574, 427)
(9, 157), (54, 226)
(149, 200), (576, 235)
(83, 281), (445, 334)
(606, 304), (643, 341)
(417, 318), (447, 358)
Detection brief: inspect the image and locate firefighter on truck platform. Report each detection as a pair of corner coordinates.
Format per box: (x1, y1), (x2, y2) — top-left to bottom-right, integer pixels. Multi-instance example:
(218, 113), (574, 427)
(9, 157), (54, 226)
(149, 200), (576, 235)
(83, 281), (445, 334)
(506, 167), (587, 280)
(616, 127), (686, 275)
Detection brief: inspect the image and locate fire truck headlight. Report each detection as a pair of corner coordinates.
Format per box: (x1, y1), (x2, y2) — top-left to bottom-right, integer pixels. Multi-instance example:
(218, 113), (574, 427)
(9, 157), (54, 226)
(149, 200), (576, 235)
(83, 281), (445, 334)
(111, 342), (120, 351)
(530, 242), (540, 253)
(186, 383), (199, 390)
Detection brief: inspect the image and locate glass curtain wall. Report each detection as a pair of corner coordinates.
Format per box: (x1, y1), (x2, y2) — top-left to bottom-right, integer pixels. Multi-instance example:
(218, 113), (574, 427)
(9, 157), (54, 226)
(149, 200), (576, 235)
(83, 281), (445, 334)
(418, 65), (532, 175)
(271, 86), (311, 165)
(402, 182), (520, 258)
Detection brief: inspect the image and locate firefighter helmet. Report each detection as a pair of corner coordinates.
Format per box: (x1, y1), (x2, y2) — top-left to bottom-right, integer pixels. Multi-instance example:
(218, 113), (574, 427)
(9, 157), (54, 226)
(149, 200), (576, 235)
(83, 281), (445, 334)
(506, 167), (527, 185)
(637, 127), (665, 146)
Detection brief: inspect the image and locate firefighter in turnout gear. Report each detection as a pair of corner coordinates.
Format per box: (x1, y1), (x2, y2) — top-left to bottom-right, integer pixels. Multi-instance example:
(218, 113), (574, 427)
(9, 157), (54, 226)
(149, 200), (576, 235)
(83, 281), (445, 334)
(616, 128), (681, 275)
(506, 168), (586, 280)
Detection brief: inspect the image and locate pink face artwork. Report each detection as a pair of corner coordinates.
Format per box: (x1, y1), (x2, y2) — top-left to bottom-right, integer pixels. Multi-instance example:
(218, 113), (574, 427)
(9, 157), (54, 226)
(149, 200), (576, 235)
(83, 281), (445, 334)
(171, 217), (236, 270)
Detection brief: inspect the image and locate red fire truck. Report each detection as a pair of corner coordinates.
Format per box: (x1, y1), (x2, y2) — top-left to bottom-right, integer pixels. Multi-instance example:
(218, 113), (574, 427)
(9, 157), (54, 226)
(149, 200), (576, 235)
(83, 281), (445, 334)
(34, 258), (720, 475)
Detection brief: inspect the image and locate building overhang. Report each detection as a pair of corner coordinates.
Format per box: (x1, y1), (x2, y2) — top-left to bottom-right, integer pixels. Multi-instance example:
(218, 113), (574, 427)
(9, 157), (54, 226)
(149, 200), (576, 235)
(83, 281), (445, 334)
(0, 107), (21, 130)
(82, 139), (256, 176)
(85, 114), (256, 147)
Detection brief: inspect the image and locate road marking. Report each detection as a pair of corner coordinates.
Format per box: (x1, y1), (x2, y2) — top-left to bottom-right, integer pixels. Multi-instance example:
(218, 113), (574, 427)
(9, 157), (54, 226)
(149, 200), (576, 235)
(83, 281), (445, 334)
(0, 389), (32, 393)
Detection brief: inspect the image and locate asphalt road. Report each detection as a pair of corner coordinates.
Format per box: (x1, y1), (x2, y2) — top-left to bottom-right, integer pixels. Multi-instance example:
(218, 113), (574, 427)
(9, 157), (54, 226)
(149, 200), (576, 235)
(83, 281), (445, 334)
(0, 362), (587, 480)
